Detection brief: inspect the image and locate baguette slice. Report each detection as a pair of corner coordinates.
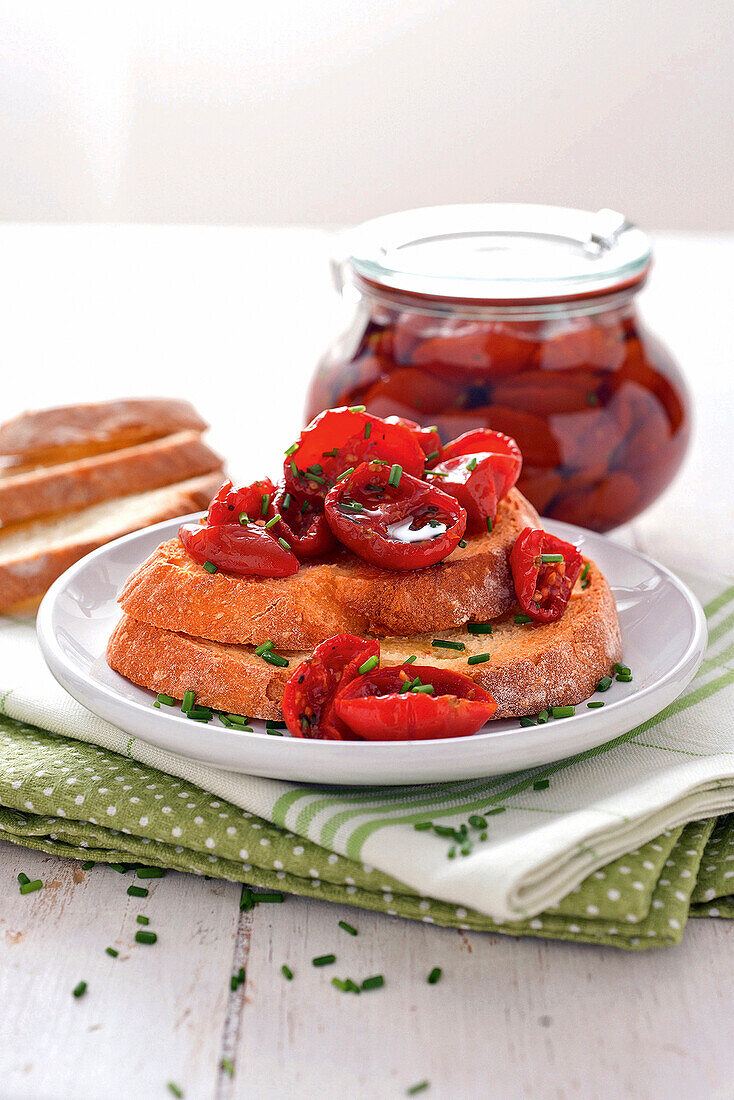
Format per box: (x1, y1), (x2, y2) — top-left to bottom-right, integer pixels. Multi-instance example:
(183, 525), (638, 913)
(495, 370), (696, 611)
(0, 398), (208, 471)
(0, 430), (223, 527)
(0, 473), (223, 612)
(118, 488), (540, 649)
(107, 560), (621, 721)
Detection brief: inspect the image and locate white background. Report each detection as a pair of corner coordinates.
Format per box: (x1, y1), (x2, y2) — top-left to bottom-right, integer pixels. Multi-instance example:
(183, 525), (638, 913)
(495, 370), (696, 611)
(1, 0), (733, 228)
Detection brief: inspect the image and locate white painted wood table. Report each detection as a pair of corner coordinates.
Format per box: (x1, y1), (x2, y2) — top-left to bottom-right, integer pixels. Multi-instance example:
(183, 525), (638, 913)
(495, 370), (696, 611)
(0, 227), (732, 1100)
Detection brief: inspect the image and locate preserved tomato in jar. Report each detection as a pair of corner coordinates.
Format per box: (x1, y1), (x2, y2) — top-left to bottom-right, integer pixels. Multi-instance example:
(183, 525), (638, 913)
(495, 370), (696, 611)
(306, 205), (690, 532)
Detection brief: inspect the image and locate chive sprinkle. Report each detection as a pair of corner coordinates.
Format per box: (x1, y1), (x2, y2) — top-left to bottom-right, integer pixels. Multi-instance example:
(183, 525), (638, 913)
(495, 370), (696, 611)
(137, 867), (164, 879)
(596, 675), (613, 692)
(17, 872), (29, 886)
(411, 684), (434, 694)
(466, 456), (477, 471)
(514, 614), (533, 624)
(426, 450), (439, 462)
(312, 954), (336, 967)
(284, 443), (299, 457)
(467, 622), (492, 634)
(260, 493), (270, 517)
(407, 1081), (430, 1095)
(404, 655), (417, 664)
(357, 654), (379, 675)
(414, 821), (433, 831)
(540, 553), (563, 563)
(157, 693), (175, 706)
(467, 652), (491, 665)
(203, 561), (217, 574)
(533, 779), (550, 790)
(81, 861), (94, 870)
(282, 492), (292, 511)
(264, 513), (281, 529)
(261, 650), (289, 668)
(427, 468), (447, 477)
(72, 981), (87, 998)
(277, 537), (292, 551)
(254, 892), (284, 903)
(388, 464), (403, 487)
(20, 879), (42, 895)
(519, 716), (536, 727)
(616, 673), (633, 682)
(431, 638), (465, 651)
(221, 1059), (235, 1077)
(614, 662), (629, 673)
(135, 930), (157, 945)
(580, 563), (590, 582)
(266, 719), (287, 729)
(167, 1085), (183, 1098)
(427, 967), (442, 985)
(106, 947), (119, 957)
(290, 459), (301, 479)
(127, 885), (148, 898)
(336, 466), (355, 481)
(485, 806), (506, 815)
(364, 422), (372, 439)
(458, 539), (467, 548)
(361, 975), (385, 991)
(468, 814), (487, 829)
(254, 640), (273, 656)
(587, 700), (605, 708)
(281, 964), (293, 980)
(338, 920), (358, 936)
(486, 517), (493, 532)
(182, 690), (196, 713)
(339, 500), (364, 512)
(349, 404), (366, 413)
(551, 706), (575, 718)
(238, 511), (248, 525)
(137, 914), (149, 925)
(537, 710), (549, 723)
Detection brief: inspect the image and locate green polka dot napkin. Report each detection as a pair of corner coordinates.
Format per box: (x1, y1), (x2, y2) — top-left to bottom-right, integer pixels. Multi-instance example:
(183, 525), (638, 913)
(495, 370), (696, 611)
(0, 574), (733, 950)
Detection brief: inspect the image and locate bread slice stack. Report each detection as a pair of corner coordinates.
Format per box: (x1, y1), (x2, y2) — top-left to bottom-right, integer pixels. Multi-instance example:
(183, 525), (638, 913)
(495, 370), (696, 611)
(106, 488), (622, 721)
(0, 399), (225, 612)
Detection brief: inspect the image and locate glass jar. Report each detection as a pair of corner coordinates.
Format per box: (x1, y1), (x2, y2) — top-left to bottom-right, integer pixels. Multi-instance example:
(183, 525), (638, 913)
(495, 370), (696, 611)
(307, 205), (690, 532)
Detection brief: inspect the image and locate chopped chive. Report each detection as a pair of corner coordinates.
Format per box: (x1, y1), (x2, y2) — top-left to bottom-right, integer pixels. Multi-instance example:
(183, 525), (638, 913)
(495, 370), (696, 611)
(282, 493), (292, 511)
(284, 443), (299, 457)
(414, 821), (433, 831)
(264, 513), (281, 529)
(467, 652), (491, 665)
(533, 779), (550, 790)
(221, 1058), (235, 1077)
(304, 471), (326, 484)
(266, 719), (287, 729)
(361, 975), (385, 991)
(254, 892), (284, 903)
(339, 500), (364, 512)
(127, 885), (148, 898)
(431, 639), (465, 651)
(467, 622), (492, 634)
(426, 450), (439, 462)
(551, 706), (575, 718)
(514, 614), (532, 624)
(338, 920), (358, 936)
(411, 684), (434, 694)
(261, 650), (289, 668)
(596, 676), (613, 692)
(306, 464), (323, 476)
(277, 537), (292, 551)
(580, 563), (590, 582)
(447, 845), (456, 858)
(156, 693), (175, 706)
(203, 561), (218, 574)
(110, 864), (129, 873)
(540, 553), (563, 563)
(616, 673), (633, 682)
(20, 879), (43, 895)
(230, 974), (238, 991)
(336, 466), (355, 481)
(167, 1084), (183, 1098)
(468, 814), (487, 829)
(486, 517), (493, 533)
(388, 464), (403, 487)
(458, 538), (467, 548)
(312, 954), (336, 967)
(399, 679), (411, 694)
(81, 861), (94, 870)
(186, 710), (212, 722)
(238, 511), (249, 525)
(364, 422), (372, 439)
(260, 493), (270, 517)
(433, 825), (458, 838)
(136, 914), (149, 925)
(240, 887), (254, 911)
(427, 468), (448, 477)
(181, 690), (196, 713)
(466, 456), (477, 471)
(349, 404), (366, 413)
(137, 867), (164, 879)
(537, 709), (549, 723)
(614, 662), (629, 673)
(404, 655), (417, 664)
(460, 841), (473, 856)
(72, 981), (87, 998)
(322, 448), (339, 457)
(587, 700), (605, 708)
(427, 967), (442, 985)
(281, 964), (293, 980)
(331, 977), (348, 992)
(17, 872), (29, 886)
(226, 713), (249, 725)
(479, 830), (488, 841)
(519, 716), (536, 727)
(581, 577), (590, 589)
(135, 930), (157, 945)
(485, 806), (506, 815)
(289, 460), (301, 480)
(106, 946), (119, 957)
(254, 640), (274, 656)
(357, 654), (379, 675)
(407, 1081), (430, 1095)
(300, 499), (309, 514)
(153, 701), (162, 709)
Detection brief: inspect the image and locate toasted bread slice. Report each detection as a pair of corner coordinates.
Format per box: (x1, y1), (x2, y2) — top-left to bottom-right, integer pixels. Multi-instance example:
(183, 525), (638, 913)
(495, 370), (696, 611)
(0, 473), (223, 612)
(0, 398), (207, 471)
(107, 560), (620, 721)
(117, 488), (540, 649)
(0, 431), (223, 527)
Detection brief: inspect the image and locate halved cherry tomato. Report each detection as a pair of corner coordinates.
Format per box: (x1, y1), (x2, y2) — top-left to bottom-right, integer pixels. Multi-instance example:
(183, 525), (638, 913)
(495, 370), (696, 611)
(207, 479), (276, 526)
(425, 453), (497, 534)
(324, 461), (466, 571)
(179, 521), (299, 578)
(282, 634), (379, 739)
(438, 429), (522, 502)
(333, 665), (497, 741)
(271, 484), (336, 560)
(509, 527), (583, 623)
(284, 407), (424, 502)
(383, 415), (444, 463)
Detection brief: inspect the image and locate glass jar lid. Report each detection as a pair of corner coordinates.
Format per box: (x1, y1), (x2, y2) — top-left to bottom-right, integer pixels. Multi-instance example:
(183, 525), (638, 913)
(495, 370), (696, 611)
(337, 204), (652, 303)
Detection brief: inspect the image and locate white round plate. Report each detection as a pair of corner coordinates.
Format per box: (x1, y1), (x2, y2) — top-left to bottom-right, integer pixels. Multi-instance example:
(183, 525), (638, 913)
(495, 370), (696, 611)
(37, 515), (706, 786)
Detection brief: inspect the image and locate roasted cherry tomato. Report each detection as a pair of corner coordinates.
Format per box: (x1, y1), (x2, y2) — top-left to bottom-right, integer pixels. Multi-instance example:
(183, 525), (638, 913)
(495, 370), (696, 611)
(509, 527), (584, 623)
(383, 415), (443, 463)
(282, 634), (379, 739)
(425, 453), (497, 534)
(438, 429), (522, 502)
(284, 407), (424, 502)
(333, 665), (497, 741)
(207, 478), (276, 526)
(271, 484), (336, 560)
(179, 521), (299, 578)
(324, 461), (466, 571)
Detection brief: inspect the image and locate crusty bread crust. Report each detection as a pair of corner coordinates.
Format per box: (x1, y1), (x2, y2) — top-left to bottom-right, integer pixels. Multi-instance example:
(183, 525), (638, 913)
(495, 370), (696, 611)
(118, 488), (540, 649)
(0, 431), (223, 527)
(0, 473), (223, 612)
(107, 560), (621, 721)
(0, 398), (207, 468)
